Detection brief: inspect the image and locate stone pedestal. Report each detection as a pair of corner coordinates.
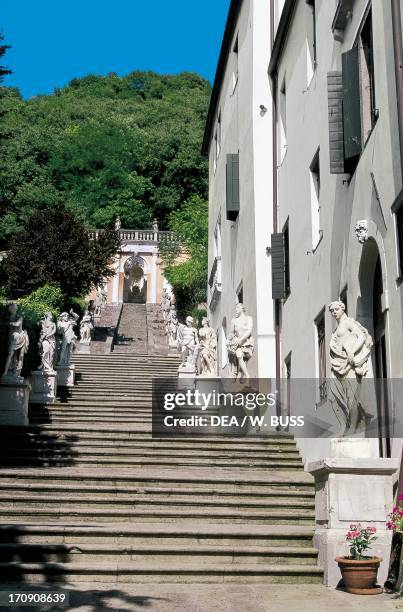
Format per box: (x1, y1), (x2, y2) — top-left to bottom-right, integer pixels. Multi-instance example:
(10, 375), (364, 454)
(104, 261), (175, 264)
(0, 377), (30, 425)
(29, 370), (57, 404)
(178, 366), (196, 389)
(56, 364), (75, 388)
(307, 456), (399, 587)
(76, 343), (91, 354)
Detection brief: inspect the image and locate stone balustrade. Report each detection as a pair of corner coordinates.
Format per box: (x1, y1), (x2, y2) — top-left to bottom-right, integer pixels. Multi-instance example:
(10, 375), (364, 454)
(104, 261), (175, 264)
(88, 229), (177, 243)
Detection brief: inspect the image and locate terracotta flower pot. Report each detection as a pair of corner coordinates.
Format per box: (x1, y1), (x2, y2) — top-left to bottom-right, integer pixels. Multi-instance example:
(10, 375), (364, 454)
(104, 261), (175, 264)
(335, 556), (383, 595)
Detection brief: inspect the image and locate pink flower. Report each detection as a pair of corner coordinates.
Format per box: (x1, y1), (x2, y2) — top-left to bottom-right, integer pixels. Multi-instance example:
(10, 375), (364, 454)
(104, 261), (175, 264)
(350, 524), (357, 530)
(398, 494), (403, 501)
(387, 522), (393, 529)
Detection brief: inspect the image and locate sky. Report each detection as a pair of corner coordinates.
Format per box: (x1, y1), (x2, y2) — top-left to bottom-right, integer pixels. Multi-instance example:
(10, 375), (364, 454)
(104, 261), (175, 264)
(1, 0), (231, 98)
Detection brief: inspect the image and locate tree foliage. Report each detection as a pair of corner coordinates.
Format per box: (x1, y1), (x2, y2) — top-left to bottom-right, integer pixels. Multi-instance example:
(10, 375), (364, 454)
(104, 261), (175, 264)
(0, 204), (120, 298)
(162, 195), (208, 314)
(0, 71), (210, 247)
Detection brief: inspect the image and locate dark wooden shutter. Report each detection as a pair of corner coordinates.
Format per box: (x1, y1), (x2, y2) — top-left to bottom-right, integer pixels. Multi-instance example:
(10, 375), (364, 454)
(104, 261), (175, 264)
(226, 153), (240, 220)
(342, 47), (361, 169)
(271, 233), (286, 300)
(327, 71), (344, 174)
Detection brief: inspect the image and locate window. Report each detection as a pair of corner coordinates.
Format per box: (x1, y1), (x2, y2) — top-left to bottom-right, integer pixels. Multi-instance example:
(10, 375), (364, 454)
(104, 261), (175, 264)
(396, 206), (403, 278)
(271, 222), (290, 300)
(310, 148), (321, 249)
(284, 352), (292, 419)
(221, 319), (228, 369)
(283, 220), (290, 297)
(359, 8), (376, 143)
(315, 310), (327, 402)
(279, 77), (287, 163)
(341, 7), (376, 173)
(232, 35), (239, 92)
(214, 217), (221, 259)
(340, 286), (348, 314)
(306, 0), (317, 84)
(213, 111), (221, 173)
(226, 153), (240, 220)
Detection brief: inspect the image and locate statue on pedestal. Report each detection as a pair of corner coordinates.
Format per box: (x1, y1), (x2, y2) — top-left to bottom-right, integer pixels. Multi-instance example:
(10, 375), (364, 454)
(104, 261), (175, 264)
(177, 316), (199, 370)
(2, 304), (29, 381)
(161, 288), (171, 322)
(197, 318), (217, 377)
(328, 300), (373, 434)
(94, 286), (107, 317)
(38, 312), (56, 373)
(57, 310), (79, 366)
(227, 304), (254, 381)
(79, 309), (93, 345)
(166, 306), (179, 348)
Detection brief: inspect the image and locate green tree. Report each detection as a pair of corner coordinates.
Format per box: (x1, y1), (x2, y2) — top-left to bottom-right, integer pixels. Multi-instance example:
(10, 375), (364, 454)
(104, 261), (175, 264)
(0, 203), (120, 299)
(162, 195), (208, 315)
(0, 71), (210, 247)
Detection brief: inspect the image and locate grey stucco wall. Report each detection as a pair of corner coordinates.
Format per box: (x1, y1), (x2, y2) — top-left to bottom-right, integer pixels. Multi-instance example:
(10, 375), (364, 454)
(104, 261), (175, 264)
(276, 0), (403, 460)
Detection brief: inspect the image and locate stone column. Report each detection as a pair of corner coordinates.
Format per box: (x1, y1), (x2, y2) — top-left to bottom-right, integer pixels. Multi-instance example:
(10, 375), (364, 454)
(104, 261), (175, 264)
(151, 253), (158, 303)
(112, 255), (120, 303)
(307, 446), (399, 587)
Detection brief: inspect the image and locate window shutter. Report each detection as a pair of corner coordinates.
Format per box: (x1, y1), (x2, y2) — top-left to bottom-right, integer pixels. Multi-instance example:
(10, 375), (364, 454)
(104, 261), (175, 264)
(226, 153), (240, 220)
(327, 71), (344, 174)
(342, 47), (362, 167)
(271, 233), (286, 300)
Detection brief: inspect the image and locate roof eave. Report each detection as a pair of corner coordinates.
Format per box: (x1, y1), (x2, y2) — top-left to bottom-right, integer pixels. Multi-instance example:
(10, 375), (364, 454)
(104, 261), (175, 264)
(201, 0), (243, 155)
(268, 0), (297, 77)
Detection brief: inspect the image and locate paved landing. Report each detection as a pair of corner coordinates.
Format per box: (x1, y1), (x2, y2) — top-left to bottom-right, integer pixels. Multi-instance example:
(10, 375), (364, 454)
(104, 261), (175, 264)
(2, 583), (401, 611)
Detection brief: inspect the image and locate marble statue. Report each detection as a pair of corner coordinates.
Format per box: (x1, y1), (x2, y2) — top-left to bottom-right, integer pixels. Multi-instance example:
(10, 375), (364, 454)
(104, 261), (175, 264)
(328, 300), (373, 434)
(79, 309), (93, 345)
(94, 286), (107, 317)
(152, 218), (159, 232)
(177, 316), (199, 370)
(161, 288), (171, 321)
(2, 304), (29, 380)
(354, 220), (369, 244)
(197, 318), (217, 377)
(227, 304), (254, 381)
(57, 310), (79, 366)
(115, 216), (122, 230)
(167, 306), (179, 348)
(38, 312), (56, 373)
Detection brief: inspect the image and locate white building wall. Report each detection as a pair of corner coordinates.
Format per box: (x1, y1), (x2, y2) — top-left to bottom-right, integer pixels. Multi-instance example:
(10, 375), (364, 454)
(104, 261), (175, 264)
(207, 0), (276, 378)
(275, 0), (403, 462)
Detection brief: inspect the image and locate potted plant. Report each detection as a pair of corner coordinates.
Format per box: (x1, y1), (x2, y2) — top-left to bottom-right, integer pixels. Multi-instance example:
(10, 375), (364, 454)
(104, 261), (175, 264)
(386, 493), (403, 594)
(335, 523), (382, 595)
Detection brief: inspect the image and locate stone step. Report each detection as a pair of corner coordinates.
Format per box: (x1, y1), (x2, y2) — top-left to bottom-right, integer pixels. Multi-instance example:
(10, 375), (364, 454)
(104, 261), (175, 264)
(1, 446), (301, 460)
(0, 561), (323, 583)
(0, 506), (314, 524)
(0, 455), (304, 470)
(0, 430), (296, 446)
(0, 467), (314, 490)
(0, 542), (318, 564)
(0, 483), (313, 499)
(0, 522), (316, 547)
(0, 440), (299, 455)
(1, 492), (314, 510)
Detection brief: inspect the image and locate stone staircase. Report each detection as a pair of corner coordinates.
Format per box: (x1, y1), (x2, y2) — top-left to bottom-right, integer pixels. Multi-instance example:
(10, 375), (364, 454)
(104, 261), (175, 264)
(90, 303), (122, 355)
(0, 353), (323, 584)
(113, 304), (148, 354)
